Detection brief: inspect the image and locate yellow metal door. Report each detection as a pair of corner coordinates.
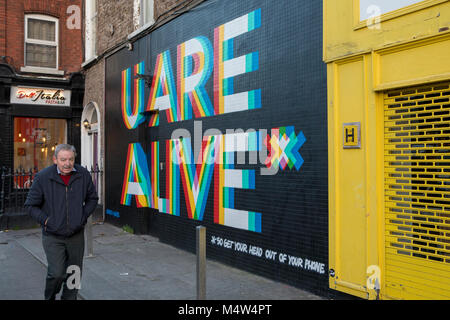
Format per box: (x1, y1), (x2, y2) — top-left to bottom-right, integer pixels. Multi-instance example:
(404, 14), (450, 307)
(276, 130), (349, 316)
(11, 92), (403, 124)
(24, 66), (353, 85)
(384, 82), (450, 299)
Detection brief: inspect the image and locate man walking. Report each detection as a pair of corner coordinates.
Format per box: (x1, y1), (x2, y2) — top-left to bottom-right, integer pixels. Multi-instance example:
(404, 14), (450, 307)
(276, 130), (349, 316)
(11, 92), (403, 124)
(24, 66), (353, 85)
(25, 144), (98, 300)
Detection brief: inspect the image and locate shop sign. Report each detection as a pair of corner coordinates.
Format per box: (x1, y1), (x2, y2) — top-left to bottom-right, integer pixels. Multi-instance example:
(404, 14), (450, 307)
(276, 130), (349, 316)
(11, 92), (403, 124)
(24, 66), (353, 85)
(343, 122), (361, 149)
(10, 86), (71, 106)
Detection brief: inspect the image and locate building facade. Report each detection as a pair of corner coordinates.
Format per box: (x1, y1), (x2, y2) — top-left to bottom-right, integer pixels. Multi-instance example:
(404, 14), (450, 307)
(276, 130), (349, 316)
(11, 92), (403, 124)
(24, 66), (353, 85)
(82, 0), (185, 217)
(82, 0), (450, 299)
(324, 0), (450, 299)
(0, 0), (84, 174)
(83, 0), (334, 298)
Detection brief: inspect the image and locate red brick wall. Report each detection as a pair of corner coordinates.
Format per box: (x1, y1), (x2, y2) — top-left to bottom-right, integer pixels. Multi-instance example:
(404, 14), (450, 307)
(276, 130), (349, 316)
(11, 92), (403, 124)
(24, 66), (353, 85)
(0, 0), (6, 57)
(4, 0), (83, 75)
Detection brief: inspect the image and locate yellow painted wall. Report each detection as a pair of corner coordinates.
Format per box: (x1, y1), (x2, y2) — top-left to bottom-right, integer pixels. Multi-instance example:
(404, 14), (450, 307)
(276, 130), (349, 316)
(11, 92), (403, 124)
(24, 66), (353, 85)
(324, 0), (450, 63)
(324, 0), (450, 299)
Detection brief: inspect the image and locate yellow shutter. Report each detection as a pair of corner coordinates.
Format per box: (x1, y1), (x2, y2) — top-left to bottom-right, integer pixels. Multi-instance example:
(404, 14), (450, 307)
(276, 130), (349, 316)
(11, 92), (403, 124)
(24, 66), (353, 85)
(384, 82), (450, 299)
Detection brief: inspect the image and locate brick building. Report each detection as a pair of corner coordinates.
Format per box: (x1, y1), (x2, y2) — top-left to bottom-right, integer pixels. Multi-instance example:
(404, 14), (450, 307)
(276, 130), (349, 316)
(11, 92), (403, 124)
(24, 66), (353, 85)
(0, 0), (85, 173)
(81, 0), (201, 226)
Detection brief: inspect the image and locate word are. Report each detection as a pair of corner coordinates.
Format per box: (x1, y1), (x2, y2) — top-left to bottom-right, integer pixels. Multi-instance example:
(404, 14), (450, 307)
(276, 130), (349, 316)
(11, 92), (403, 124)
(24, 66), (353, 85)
(121, 9), (261, 129)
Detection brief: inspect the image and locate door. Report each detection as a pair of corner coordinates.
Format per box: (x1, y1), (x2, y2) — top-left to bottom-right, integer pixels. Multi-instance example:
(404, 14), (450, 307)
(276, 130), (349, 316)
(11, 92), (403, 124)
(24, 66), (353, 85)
(384, 82), (450, 299)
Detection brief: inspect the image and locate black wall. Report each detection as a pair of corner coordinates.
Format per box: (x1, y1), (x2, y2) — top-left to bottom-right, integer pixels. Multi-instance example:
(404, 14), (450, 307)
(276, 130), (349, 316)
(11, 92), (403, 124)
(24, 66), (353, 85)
(105, 0), (330, 297)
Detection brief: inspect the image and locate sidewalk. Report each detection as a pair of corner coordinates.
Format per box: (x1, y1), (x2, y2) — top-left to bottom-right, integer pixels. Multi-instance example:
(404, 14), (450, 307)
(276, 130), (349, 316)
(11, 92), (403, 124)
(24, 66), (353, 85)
(0, 222), (322, 300)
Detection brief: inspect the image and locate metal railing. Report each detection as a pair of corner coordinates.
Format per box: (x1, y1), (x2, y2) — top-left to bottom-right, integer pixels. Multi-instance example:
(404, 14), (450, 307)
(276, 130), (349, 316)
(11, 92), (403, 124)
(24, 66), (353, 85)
(0, 165), (102, 215)
(0, 167), (36, 215)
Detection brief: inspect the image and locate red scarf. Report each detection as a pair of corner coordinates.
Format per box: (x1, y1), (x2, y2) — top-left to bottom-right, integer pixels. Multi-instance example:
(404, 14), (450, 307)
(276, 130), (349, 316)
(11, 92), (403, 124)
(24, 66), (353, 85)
(59, 173), (72, 186)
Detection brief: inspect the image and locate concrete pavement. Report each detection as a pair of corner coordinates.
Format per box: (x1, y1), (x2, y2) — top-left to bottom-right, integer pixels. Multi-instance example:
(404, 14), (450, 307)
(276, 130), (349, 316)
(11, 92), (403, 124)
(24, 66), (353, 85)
(0, 222), (322, 300)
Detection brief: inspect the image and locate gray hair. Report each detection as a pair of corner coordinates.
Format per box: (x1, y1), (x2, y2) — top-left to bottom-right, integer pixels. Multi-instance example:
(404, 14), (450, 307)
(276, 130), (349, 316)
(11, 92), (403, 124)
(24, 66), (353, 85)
(54, 144), (77, 158)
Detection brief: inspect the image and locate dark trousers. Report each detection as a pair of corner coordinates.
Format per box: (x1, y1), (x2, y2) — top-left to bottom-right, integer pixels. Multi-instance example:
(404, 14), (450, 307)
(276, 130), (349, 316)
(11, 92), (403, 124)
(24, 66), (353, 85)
(42, 230), (85, 300)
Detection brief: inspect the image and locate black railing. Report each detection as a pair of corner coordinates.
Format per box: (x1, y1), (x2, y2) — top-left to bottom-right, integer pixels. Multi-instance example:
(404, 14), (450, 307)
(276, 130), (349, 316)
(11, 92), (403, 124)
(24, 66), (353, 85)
(0, 165), (102, 215)
(89, 164), (102, 195)
(0, 167), (36, 215)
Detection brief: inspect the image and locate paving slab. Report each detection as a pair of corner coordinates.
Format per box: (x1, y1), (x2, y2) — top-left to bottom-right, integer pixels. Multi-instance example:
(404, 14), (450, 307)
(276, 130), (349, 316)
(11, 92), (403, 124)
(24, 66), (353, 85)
(0, 223), (323, 300)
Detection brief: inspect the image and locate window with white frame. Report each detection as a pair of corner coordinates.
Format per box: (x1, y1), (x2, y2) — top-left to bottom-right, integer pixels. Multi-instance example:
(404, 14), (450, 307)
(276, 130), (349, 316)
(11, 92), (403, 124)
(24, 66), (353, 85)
(129, 0), (154, 39)
(360, 0), (425, 20)
(24, 14), (59, 69)
(85, 0), (97, 61)
(141, 0), (154, 26)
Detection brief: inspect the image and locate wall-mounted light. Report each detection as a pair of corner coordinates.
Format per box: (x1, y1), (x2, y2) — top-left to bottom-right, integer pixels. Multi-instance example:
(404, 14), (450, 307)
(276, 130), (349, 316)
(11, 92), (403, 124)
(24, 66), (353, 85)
(83, 118), (91, 130)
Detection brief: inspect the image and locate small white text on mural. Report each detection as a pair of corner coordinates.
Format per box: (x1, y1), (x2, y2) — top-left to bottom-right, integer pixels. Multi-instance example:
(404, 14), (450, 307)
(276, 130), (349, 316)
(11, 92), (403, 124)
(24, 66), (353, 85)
(210, 235), (326, 274)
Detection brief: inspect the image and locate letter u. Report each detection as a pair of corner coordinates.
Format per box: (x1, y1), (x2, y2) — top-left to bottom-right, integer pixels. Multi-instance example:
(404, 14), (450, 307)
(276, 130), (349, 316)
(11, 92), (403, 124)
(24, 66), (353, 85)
(121, 61), (147, 129)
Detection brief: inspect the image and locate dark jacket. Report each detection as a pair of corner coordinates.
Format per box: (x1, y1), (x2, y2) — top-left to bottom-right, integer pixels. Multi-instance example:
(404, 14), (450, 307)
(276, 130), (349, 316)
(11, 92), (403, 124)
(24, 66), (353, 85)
(24, 164), (99, 237)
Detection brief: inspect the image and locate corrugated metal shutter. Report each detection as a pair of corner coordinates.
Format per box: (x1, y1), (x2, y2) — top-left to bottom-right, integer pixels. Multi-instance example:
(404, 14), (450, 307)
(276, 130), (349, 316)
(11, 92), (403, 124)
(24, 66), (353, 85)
(384, 82), (450, 299)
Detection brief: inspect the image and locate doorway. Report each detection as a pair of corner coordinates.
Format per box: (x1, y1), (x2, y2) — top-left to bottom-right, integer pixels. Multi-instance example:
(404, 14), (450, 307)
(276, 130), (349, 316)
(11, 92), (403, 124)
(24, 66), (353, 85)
(81, 102), (102, 204)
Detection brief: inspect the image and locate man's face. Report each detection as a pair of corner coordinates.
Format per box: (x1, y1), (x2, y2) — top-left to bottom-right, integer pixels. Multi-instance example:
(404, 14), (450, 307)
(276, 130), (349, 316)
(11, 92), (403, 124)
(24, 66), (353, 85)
(53, 149), (75, 175)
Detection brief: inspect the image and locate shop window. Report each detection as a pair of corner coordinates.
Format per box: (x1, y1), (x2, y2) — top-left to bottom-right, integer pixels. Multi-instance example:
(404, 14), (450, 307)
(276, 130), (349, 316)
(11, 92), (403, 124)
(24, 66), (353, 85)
(355, 0), (448, 29)
(14, 117), (67, 176)
(24, 14), (59, 69)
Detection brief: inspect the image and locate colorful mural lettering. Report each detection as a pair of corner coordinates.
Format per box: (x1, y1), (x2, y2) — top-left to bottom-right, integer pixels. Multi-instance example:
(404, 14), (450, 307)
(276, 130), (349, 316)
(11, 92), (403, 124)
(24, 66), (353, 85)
(106, 0), (328, 296)
(117, 8), (311, 234)
(177, 36), (214, 120)
(119, 126), (305, 233)
(264, 127), (306, 171)
(121, 62), (146, 129)
(147, 51), (178, 124)
(214, 8), (261, 115)
(119, 9), (262, 128)
(120, 142), (153, 208)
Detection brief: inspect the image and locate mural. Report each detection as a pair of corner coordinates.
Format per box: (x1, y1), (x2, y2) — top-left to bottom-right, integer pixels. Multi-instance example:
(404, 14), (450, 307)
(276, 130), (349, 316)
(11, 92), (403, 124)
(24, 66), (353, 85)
(119, 126), (306, 233)
(121, 62), (146, 129)
(105, 0), (328, 295)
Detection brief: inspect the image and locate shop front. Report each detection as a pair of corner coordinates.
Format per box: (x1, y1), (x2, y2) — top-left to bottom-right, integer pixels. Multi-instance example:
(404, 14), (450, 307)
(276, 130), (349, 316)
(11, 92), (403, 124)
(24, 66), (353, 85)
(0, 63), (84, 218)
(324, 0), (450, 299)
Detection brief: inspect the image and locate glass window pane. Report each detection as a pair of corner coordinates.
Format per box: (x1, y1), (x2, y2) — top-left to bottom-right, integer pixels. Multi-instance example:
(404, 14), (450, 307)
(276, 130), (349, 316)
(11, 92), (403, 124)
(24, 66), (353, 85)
(144, 0), (153, 24)
(14, 117), (67, 174)
(360, 0), (425, 20)
(90, 109), (98, 124)
(27, 18), (56, 41)
(25, 43), (57, 68)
